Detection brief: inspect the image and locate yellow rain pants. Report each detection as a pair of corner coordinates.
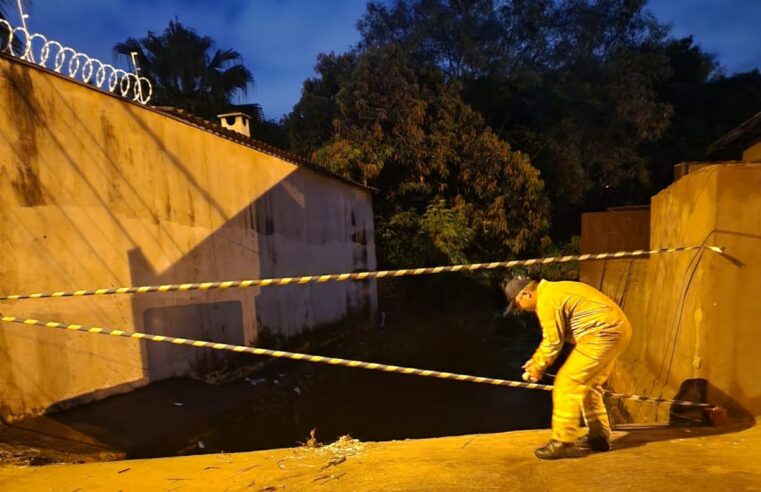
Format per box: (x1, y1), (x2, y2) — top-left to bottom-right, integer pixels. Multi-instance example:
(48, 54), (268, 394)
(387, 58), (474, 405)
(528, 280), (632, 443)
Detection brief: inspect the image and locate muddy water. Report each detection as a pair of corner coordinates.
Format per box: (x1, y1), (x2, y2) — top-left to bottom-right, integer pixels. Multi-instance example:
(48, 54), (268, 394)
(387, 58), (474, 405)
(1, 278), (554, 461)
(194, 279), (553, 455)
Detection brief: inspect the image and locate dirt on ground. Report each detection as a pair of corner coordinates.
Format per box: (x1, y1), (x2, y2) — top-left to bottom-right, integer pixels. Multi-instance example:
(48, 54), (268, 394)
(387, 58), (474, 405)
(0, 419), (758, 491)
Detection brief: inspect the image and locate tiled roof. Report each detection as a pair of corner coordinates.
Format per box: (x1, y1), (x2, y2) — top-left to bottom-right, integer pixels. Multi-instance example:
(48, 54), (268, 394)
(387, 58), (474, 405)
(706, 111), (761, 156)
(154, 107), (372, 191)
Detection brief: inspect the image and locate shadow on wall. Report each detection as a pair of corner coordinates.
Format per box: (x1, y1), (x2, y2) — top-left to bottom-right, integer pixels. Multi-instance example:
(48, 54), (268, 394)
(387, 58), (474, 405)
(0, 58), (375, 420)
(669, 378), (754, 425)
(97, 72), (371, 380)
(588, 216), (761, 423)
(611, 378), (756, 452)
(122, 154), (375, 382)
(0, 62), (162, 419)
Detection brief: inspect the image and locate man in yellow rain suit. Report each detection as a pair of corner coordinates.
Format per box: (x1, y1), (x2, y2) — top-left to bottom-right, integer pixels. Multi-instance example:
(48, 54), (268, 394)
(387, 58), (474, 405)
(502, 276), (632, 460)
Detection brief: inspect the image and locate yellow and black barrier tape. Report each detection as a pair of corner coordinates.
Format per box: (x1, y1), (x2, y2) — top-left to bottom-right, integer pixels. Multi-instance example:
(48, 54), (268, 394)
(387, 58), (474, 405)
(0, 315), (718, 409)
(0, 245), (723, 302)
(0, 315), (552, 392)
(545, 374), (718, 409)
(599, 390), (717, 409)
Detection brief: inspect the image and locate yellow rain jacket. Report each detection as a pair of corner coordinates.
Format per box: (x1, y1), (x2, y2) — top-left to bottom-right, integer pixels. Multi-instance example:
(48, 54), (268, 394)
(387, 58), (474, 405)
(529, 280), (632, 442)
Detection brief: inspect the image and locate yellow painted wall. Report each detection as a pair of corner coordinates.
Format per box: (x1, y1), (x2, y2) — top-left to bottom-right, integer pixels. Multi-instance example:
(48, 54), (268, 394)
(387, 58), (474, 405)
(0, 56), (376, 420)
(580, 208), (650, 294)
(582, 165), (761, 420)
(742, 141), (761, 162)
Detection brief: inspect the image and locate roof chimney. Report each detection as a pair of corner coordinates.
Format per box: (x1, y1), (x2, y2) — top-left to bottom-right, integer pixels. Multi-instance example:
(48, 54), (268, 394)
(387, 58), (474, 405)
(217, 112), (251, 138)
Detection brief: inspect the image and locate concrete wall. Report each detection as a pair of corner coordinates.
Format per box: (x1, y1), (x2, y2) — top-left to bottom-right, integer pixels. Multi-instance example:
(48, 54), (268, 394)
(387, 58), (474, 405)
(581, 164), (761, 421)
(743, 141), (761, 162)
(580, 207), (650, 293)
(0, 56), (377, 420)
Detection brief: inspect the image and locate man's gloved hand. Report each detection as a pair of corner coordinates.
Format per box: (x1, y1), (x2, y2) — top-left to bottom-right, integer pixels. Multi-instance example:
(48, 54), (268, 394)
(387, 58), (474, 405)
(521, 359), (544, 383)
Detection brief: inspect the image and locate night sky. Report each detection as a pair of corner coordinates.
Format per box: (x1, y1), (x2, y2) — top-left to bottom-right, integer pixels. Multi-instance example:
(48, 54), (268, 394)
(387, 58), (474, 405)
(6, 0), (761, 119)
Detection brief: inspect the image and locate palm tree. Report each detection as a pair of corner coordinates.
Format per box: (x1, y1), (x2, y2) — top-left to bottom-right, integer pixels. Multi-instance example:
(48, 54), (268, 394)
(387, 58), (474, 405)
(1, 0), (13, 51)
(2, 2), (43, 54)
(114, 20), (261, 121)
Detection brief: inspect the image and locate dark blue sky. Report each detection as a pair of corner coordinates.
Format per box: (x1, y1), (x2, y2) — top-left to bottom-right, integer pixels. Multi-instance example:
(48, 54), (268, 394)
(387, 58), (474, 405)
(7, 1), (761, 119)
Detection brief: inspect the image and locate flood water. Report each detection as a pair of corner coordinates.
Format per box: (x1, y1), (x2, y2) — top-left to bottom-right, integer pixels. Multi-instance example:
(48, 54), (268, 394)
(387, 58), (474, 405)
(195, 277), (552, 455)
(2, 277), (554, 461)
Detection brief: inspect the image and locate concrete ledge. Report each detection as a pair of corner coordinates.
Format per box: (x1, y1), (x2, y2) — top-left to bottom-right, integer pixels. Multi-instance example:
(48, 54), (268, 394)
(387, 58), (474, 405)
(1, 421), (758, 491)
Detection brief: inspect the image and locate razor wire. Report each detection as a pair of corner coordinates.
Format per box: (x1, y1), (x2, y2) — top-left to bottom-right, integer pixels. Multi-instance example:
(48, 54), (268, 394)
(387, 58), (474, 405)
(0, 18), (152, 104)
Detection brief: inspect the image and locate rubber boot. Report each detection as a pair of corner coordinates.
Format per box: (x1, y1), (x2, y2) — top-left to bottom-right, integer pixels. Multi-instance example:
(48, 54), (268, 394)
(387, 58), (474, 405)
(577, 434), (611, 452)
(534, 440), (585, 460)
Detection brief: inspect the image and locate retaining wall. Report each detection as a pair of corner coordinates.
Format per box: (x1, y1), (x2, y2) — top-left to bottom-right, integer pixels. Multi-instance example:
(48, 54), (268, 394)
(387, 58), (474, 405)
(581, 164), (761, 421)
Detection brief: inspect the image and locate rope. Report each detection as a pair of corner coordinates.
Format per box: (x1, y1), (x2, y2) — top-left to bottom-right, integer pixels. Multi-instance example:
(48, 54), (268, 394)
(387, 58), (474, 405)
(0, 245), (723, 302)
(0, 315), (718, 409)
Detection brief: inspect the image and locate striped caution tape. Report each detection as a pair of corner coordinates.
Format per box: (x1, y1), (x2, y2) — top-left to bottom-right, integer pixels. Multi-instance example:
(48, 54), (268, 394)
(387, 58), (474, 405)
(0, 315), (551, 392)
(600, 390), (716, 409)
(0, 245), (723, 302)
(545, 374), (717, 409)
(0, 315), (717, 409)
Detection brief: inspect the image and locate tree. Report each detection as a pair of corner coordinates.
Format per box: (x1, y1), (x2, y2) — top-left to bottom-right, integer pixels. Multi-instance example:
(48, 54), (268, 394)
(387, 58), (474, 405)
(0, 0), (12, 22)
(1, 0), (14, 50)
(358, 0), (506, 78)
(356, 0), (674, 238)
(114, 20), (258, 120)
(289, 0), (761, 254)
(642, 37), (719, 189)
(643, 38), (761, 189)
(285, 52), (356, 156)
(1, 1), (32, 53)
(296, 44), (549, 265)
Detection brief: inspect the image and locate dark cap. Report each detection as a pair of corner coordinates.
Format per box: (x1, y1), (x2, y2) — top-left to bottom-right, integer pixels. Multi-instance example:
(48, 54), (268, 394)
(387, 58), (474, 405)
(501, 276), (533, 316)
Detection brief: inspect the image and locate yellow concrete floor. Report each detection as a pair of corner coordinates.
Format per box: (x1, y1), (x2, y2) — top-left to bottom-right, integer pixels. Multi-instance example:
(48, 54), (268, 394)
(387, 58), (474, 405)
(0, 420), (758, 491)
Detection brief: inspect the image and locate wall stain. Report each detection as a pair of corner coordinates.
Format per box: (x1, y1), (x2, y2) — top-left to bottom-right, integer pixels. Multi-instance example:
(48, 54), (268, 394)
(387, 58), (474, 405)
(186, 186), (195, 224)
(101, 112), (125, 206)
(100, 112), (119, 162)
(2, 64), (46, 206)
